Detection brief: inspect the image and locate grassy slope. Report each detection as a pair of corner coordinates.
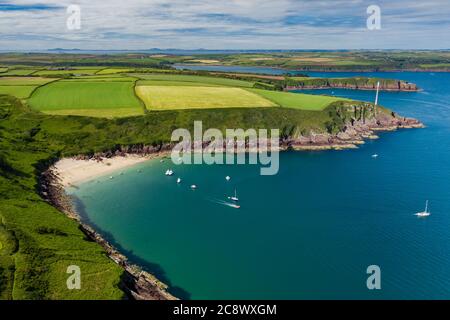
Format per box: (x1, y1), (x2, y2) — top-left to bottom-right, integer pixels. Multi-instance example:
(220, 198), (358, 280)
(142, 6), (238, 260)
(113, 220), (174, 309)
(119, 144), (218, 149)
(247, 88), (347, 111)
(136, 86), (277, 110)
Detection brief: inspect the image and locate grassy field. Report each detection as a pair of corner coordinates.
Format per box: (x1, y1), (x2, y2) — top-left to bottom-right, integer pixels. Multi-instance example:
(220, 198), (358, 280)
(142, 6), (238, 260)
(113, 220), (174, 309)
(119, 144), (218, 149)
(130, 73), (255, 87)
(136, 85), (276, 110)
(0, 77), (57, 99)
(136, 79), (221, 87)
(33, 69), (102, 76)
(247, 89), (347, 111)
(96, 68), (134, 75)
(0, 86), (37, 99)
(28, 80), (143, 117)
(0, 77), (56, 86)
(0, 69), (40, 76)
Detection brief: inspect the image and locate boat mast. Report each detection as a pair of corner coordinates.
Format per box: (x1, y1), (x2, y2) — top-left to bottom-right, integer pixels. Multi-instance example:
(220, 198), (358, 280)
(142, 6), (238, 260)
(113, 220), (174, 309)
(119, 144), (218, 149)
(425, 200), (428, 213)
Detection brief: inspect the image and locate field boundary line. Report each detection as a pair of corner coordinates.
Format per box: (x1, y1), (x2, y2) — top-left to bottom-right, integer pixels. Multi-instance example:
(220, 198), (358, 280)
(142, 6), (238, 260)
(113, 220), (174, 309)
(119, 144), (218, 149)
(132, 78), (148, 114)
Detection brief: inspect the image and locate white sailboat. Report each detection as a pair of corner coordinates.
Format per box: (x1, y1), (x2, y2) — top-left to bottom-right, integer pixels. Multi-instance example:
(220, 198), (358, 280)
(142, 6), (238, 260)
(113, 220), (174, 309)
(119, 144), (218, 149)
(228, 188), (239, 202)
(415, 200), (431, 217)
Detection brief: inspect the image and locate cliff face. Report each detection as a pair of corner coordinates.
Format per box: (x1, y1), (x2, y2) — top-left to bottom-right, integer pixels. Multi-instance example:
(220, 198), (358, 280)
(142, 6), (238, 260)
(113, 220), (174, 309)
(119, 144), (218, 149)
(285, 77), (419, 92)
(69, 104), (423, 156)
(288, 111), (422, 150)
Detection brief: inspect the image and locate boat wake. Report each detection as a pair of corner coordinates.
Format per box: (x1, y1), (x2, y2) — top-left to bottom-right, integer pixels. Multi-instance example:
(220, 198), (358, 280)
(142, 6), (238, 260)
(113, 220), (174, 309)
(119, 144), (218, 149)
(208, 198), (241, 209)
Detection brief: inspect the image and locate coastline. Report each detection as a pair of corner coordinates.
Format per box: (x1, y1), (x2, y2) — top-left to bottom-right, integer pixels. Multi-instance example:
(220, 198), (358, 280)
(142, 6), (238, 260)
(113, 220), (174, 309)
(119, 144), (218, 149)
(53, 154), (162, 188)
(42, 151), (177, 300)
(40, 112), (424, 300)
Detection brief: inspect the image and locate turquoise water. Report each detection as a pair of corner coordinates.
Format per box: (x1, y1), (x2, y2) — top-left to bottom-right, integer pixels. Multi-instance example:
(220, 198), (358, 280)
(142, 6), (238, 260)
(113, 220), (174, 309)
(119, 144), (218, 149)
(70, 71), (450, 299)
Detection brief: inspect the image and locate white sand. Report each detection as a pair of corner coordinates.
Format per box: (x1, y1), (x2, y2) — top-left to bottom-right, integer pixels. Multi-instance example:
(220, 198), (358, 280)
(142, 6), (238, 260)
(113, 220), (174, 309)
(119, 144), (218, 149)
(53, 155), (159, 187)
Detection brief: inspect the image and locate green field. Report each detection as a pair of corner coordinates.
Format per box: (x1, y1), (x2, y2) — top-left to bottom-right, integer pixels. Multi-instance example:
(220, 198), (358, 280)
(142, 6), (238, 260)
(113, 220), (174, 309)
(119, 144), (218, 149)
(131, 73), (254, 87)
(96, 68), (134, 75)
(28, 80), (143, 117)
(136, 85), (276, 110)
(0, 76), (56, 86)
(1, 69), (40, 76)
(33, 69), (101, 76)
(0, 77), (57, 99)
(137, 79), (221, 87)
(0, 85), (37, 99)
(63, 76), (137, 82)
(247, 89), (347, 111)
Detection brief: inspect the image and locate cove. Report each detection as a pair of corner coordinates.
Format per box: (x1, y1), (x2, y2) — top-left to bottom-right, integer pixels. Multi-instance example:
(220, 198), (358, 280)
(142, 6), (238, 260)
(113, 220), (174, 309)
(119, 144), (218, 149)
(69, 71), (450, 299)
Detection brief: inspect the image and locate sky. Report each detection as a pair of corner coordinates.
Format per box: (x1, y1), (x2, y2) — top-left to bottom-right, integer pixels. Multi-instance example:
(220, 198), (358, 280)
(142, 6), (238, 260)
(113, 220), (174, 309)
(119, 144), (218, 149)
(0, 0), (449, 50)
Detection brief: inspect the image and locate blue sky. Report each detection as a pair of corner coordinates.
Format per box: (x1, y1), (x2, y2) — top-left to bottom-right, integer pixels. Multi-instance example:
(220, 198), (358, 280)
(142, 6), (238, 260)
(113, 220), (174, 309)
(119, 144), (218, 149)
(0, 0), (449, 50)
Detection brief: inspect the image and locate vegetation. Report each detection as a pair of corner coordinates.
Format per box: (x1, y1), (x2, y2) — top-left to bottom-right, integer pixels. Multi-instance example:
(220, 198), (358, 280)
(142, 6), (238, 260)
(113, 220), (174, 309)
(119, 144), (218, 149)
(136, 86), (276, 110)
(28, 80), (143, 117)
(1, 51), (449, 72)
(247, 89), (347, 111)
(0, 93), (368, 299)
(130, 73), (255, 88)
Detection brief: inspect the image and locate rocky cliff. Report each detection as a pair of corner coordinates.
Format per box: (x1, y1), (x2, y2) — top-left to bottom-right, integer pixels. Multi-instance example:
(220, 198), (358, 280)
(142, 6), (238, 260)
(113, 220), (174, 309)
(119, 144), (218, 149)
(285, 77), (419, 92)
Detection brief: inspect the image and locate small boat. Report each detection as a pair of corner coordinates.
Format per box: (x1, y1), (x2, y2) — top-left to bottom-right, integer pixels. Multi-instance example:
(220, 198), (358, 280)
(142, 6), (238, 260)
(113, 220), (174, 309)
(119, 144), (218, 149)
(372, 154), (379, 158)
(225, 176), (231, 181)
(415, 200), (431, 217)
(190, 184), (197, 189)
(165, 169), (174, 176)
(109, 176), (113, 179)
(230, 204), (240, 209)
(228, 188), (239, 202)
(177, 178), (181, 184)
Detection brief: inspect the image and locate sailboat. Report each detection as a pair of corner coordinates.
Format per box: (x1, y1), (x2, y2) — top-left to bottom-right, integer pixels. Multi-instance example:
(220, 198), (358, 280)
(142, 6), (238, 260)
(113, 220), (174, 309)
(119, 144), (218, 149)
(415, 200), (431, 217)
(228, 188), (239, 202)
(374, 81), (380, 117)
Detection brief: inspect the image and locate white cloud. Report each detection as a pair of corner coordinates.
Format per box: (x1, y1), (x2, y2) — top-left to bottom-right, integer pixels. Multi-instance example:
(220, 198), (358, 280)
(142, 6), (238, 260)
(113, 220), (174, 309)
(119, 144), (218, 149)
(0, 0), (449, 50)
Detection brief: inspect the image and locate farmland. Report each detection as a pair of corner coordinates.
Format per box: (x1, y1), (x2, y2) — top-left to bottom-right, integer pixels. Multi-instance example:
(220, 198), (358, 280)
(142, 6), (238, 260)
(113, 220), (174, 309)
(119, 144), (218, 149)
(28, 80), (143, 117)
(136, 86), (276, 110)
(130, 73), (255, 87)
(0, 67), (354, 117)
(0, 77), (57, 99)
(248, 89), (347, 111)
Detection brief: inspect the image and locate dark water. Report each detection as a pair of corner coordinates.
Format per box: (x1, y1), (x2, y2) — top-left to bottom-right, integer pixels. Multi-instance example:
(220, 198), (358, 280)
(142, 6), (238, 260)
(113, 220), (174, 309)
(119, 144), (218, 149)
(70, 70), (450, 299)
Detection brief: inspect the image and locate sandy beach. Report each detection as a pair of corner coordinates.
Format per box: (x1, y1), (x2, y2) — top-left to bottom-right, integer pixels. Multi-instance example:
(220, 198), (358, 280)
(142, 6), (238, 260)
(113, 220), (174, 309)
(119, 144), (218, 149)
(53, 154), (158, 187)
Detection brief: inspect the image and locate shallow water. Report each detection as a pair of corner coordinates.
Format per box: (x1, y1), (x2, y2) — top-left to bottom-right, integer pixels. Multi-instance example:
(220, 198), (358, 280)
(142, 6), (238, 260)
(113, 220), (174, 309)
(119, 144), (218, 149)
(70, 70), (450, 299)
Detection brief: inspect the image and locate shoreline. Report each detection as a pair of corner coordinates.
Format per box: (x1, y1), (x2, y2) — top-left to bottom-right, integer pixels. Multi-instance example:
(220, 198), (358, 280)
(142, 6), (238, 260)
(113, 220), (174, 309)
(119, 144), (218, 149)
(53, 153), (167, 188)
(41, 113), (424, 300)
(42, 151), (177, 300)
